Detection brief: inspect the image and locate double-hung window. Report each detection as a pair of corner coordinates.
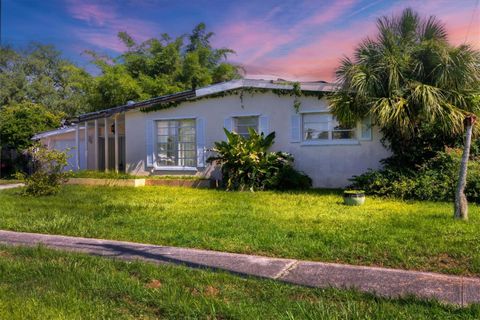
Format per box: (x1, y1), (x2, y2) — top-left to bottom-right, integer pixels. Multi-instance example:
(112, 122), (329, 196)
(234, 116), (259, 138)
(156, 119), (196, 167)
(303, 113), (356, 141)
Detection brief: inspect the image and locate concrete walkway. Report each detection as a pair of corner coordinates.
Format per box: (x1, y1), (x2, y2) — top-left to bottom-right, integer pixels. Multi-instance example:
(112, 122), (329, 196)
(0, 230), (478, 306)
(0, 183), (24, 190)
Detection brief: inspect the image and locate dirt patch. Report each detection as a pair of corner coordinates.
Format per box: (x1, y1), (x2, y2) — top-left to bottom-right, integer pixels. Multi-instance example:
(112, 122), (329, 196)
(145, 279), (162, 289)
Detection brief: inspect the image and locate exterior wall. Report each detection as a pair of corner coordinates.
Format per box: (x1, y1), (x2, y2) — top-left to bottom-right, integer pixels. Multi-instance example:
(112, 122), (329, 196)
(125, 92), (391, 188)
(39, 131), (81, 171)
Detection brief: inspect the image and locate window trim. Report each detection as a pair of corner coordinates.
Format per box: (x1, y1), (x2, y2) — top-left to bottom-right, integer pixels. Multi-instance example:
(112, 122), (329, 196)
(300, 111), (360, 146)
(232, 115), (260, 137)
(152, 117), (198, 171)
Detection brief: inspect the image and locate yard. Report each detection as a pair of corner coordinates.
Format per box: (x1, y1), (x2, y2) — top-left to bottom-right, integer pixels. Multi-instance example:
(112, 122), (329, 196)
(0, 185), (479, 276)
(0, 245), (478, 319)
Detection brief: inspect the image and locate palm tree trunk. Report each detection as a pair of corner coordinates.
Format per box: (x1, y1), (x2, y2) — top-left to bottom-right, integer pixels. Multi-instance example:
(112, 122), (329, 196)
(454, 115), (476, 220)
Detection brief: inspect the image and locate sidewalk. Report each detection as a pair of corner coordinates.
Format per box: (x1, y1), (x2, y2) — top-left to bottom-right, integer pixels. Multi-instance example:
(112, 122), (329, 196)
(0, 230), (478, 306)
(0, 183), (24, 190)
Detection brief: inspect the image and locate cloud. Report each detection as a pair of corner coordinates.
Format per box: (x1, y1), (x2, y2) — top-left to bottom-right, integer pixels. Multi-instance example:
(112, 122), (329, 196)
(239, 0), (479, 81)
(215, 0), (360, 66)
(65, 0), (160, 53)
(245, 19), (377, 81)
(66, 1), (116, 26)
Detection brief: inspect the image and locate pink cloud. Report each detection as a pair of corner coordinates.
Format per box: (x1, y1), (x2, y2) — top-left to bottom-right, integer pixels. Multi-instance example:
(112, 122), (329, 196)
(296, 0), (357, 27)
(65, 0), (159, 53)
(216, 1), (359, 67)
(242, 1), (479, 81)
(66, 0), (116, 26)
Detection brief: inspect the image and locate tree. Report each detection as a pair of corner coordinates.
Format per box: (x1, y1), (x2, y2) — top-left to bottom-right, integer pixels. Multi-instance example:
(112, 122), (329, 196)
(455, 115), (477, 220)
(87, 23), (241, 110)
(330, 8), (480, 168)
(330, 8), (480, 218)
(0, 44), (94, 116)
(0, 102), (63, 151)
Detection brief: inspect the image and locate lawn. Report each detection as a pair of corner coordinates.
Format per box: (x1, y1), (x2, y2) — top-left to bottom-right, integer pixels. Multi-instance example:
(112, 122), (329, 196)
(0, 185), (479, 276)
(0, 245), (478, 319)
(0, 179), (21, 185)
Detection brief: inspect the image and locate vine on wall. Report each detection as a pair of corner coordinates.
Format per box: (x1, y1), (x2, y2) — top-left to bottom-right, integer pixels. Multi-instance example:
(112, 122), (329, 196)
(140, 84), (328, 113)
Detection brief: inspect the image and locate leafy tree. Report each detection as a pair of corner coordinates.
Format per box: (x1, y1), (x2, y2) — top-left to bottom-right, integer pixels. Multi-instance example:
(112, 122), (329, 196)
(87, 23), (241, 110)
(330, 8), (480, 167)
(0, 102), (63, 151)
(0, 44), (93, 116)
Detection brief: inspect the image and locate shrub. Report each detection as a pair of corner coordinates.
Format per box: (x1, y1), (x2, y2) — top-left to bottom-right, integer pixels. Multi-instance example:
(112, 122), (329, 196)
(208, 129), (311, 191)
(16, 144), (69, 196)
(349, 149), (480, 203)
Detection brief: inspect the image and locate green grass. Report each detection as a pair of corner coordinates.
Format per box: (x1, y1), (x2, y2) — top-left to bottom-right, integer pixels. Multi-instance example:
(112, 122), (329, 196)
(0, 185), (479, 276)
(0, 245), (478, 319)
(68, 170), (203, 180)
(0, 179), (21, 185)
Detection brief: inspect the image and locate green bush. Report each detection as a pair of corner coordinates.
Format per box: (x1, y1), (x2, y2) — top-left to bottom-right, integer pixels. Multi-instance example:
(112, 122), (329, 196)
(16, 144), (69, 196)
(350, 149), (480, 203)
(208, 129), (311, 191)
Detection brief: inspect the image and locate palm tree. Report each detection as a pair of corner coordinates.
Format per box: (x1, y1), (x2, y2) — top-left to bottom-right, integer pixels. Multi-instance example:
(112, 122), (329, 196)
(455, 115), (476, 220)
(330, 8), (480, 218)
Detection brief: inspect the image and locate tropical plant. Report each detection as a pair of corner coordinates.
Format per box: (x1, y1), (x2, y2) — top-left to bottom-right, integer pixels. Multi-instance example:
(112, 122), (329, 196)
(208, 129), (311, 191)
(330, 8), (480, 167)
(330, 8), (480, 218)
(16, 144), (69, 196)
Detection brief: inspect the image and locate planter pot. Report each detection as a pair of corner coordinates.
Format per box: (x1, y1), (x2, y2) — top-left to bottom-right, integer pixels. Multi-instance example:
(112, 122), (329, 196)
(343, 191), (365, 206)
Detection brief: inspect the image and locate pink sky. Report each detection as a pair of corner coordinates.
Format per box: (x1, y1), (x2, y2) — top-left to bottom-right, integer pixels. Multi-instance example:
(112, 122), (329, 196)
(215, 0), (480, 81)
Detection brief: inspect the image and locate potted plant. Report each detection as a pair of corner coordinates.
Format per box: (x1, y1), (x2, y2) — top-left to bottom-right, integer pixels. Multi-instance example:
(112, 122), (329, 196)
(343, 190), (365, 206)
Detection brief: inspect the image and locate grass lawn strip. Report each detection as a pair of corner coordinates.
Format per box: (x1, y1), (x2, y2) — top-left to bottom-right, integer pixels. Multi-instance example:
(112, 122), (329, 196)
(0, 245), (478, 319)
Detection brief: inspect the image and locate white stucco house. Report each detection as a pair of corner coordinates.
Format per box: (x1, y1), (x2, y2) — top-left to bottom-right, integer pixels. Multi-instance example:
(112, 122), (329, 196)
(33, 79), (390, 187)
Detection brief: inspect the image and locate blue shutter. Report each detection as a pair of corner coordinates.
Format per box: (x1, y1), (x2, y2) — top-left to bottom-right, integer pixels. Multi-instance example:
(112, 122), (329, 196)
(259, 116), (269, 135)
(290, 114), (301, 142)
(224, 117), (233, 132)
(196, 118), (206, 167)
(146, 120), (154, 167)
(360, 115), (372, 140)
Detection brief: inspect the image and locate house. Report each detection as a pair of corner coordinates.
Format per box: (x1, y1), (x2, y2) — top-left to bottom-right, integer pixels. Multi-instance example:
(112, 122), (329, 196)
(33, 79), (390, 187)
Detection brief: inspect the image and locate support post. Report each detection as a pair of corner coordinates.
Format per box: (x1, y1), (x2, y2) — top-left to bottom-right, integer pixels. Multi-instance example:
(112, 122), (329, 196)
(104, 117), (109, 172)
(114, 116), (119, 173)
(94, 119), (99, 170)
(84, 121), (88, 170)
(75, 124), (80, 170)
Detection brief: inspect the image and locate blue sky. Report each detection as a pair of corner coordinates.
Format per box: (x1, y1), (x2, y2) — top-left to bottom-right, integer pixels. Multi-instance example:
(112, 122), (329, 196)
(3, 0), (479, 80)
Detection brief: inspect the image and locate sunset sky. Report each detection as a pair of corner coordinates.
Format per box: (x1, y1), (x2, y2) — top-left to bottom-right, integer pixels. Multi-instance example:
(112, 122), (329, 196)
(3, 0), (479, 82)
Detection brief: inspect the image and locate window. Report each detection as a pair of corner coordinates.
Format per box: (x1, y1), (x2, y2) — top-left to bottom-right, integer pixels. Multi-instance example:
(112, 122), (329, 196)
(303, 113), (356, 141)
(234, 116), (259, 137)
(156, 119), (196, 167)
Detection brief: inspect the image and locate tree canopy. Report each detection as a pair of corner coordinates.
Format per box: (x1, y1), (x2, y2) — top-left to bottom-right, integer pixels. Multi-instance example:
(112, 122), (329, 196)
(330, 8), (480, 165)
(0, 44), (93, 116)
(86, 23), (241, 111)
(0, 102), (63, 151)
